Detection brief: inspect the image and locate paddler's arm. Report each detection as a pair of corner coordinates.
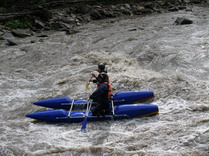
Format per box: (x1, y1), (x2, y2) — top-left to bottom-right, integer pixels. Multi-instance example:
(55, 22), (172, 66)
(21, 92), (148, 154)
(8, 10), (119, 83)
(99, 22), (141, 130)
(90, 73), (98, 83)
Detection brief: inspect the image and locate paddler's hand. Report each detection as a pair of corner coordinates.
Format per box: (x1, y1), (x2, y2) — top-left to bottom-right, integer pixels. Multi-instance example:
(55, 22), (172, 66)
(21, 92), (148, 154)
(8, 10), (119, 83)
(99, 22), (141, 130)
(92, 73), (96, 78)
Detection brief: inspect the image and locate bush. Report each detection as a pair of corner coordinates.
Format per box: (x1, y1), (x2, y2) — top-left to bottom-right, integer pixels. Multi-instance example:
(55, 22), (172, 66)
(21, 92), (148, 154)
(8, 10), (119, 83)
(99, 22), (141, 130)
(0, 0), (48, 8)
(4, 19), (32, 29)
(0, 7), (6, 13)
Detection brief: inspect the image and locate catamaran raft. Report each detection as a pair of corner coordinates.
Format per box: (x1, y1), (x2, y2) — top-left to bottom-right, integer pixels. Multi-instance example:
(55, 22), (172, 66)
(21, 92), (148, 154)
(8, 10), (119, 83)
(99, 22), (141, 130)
(26, 91), (159, 124)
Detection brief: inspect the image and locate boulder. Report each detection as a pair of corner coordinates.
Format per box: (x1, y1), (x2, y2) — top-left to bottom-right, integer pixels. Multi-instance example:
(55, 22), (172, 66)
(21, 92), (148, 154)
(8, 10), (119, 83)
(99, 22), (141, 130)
(0, 32), (15, 40)
(34, 19), (47, 29)
(7, 39), (17, 46)
(90, 9), (103, 20)
(174, 17), (193, 25)
(11, 29), (32, 37)
(0, 31), (4, 36)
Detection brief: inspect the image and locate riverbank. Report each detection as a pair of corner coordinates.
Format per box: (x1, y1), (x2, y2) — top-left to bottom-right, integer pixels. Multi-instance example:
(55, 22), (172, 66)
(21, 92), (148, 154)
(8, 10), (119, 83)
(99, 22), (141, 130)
(0, 0), (207, 45)
(0, 1), (193, 36)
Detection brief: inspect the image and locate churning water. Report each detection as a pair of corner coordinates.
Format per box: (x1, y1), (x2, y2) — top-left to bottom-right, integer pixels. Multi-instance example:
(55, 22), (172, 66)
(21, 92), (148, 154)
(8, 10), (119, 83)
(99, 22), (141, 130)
(0, 6), (209, 156)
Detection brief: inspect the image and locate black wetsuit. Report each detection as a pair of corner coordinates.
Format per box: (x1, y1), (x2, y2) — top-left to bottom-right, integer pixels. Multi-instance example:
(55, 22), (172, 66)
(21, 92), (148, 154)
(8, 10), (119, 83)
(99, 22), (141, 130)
(90, 83), (110, 116)
(93, 71), (109, 84)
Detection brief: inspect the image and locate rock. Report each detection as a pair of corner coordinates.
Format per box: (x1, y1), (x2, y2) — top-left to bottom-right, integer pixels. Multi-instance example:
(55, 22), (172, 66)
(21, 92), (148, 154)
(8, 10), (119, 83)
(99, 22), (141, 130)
(38, 39), (44, 43)
(178, 6), (187, 10)
(137, 6), (145, 11)
(37, 34), (48, 37)
(124, 3), (131, 9)
(189, 0), (204, 4)
(106, 20), (117, 24)
(75, 5), (91, 14)
(57, 21), (73, 31)
(99, 9), (115, 18)
(90, 9), (103, 20)
(128, 28), (137, 31)
(35, 19), (46, 29)
(168, 7), (179, 12)
(120, 6), (132, 15)
(66, 29), (80, 35)
(174, 17), (193, 25)
(157, 1), (166, 6)
(7, 39), (17, 46)
(144, 2), (155, 10)
(0, 32), (15, 40)
(11, 29), (32, 37)
(0, 31), (4, 36)
(133, 5), (146, 15)
(0, 25), (6, 31)
(82, 14), (91, 22)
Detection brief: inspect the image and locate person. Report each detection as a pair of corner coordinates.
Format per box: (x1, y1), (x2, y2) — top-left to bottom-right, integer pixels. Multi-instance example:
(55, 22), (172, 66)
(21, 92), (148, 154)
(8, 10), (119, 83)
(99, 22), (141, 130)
(89, 64), (113, 116)
(91, 64), (112, 98)
(91, 64), (109, 84)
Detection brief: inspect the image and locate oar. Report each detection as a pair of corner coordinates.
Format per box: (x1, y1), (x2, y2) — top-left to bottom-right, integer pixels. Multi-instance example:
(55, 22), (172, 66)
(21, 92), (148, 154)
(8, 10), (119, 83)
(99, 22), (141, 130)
(111, 99), (115, 116)
(81, 99), (92, 131)
(67, 98), (75, 118)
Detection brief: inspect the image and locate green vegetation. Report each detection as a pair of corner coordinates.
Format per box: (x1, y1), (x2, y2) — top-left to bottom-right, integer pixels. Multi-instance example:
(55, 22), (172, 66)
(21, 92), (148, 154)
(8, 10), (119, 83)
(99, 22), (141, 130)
(4, 19), (32, 29)
(0, 0), (48, 8)
(0, 7), (6, 13)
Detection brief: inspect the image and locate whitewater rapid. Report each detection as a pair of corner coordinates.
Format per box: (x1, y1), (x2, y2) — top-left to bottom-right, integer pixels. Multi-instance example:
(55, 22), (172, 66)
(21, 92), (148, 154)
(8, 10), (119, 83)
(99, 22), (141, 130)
(1, 5), (209, 156)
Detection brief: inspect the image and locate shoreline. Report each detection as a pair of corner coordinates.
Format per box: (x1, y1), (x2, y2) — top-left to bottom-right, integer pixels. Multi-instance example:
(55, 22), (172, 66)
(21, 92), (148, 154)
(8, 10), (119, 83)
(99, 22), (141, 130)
(0, 0), (206, 44)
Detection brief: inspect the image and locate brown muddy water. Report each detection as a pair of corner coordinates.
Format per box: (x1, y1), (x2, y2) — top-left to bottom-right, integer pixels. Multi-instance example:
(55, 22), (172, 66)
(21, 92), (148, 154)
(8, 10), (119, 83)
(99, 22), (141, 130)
(0, 6), (209, 156)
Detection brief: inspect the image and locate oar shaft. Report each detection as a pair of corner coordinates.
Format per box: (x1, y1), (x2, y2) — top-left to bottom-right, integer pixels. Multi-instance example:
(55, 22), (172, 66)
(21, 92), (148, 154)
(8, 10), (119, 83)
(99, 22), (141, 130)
(68, 99), (75, 117)
(85, 100), (92, 116)
(111, 100), (115, 116)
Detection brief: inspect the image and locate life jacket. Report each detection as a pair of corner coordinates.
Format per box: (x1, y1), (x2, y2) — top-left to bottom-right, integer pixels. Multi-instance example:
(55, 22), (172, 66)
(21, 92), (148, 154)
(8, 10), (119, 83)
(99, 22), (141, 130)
(104, 81), (113, 98)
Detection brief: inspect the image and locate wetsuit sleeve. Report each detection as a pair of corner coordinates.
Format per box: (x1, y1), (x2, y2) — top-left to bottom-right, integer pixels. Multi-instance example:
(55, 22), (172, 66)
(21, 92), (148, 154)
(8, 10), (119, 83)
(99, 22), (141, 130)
(90, 87), (100, 99)
(92, 75), (100, 83)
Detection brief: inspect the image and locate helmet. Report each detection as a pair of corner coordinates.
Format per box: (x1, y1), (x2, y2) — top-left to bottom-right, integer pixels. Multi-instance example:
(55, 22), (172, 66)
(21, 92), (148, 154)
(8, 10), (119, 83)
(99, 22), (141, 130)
(98, 64), (105, 71)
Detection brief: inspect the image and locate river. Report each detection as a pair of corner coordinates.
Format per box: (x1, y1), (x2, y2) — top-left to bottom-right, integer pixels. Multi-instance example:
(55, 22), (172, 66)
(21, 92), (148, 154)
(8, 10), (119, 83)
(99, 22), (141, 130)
(0, 5), (209, 156)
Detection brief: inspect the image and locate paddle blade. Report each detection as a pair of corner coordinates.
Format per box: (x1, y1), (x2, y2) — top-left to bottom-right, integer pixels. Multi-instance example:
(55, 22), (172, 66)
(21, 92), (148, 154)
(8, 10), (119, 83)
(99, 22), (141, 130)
(81, 116), (88, 131)
(85, 82), (89, 90)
